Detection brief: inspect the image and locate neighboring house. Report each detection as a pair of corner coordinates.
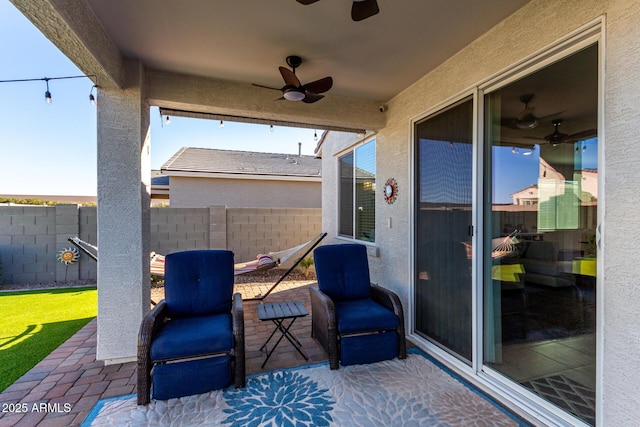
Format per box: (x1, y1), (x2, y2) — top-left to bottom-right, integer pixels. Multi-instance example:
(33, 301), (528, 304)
(158, 147), (321, 208)
(150, 170), (169, 206)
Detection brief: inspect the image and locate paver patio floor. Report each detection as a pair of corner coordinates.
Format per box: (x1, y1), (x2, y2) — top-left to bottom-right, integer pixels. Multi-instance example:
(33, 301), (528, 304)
(0, 281), (325, 427)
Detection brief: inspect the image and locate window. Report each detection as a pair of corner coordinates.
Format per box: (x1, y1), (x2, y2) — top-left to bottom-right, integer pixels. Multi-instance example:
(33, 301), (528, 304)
(338, 139), (376, 242)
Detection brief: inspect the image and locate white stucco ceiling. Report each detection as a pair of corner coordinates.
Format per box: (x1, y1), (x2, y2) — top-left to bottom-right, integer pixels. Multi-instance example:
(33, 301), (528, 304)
(85, 0), (529, 102)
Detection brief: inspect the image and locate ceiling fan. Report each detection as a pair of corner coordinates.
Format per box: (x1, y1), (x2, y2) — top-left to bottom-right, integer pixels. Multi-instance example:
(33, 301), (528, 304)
(296, 0), (379, 22)
(543, 119), (597, 145)
(253, 56), (333, 104)
(501, 94), (562, 130)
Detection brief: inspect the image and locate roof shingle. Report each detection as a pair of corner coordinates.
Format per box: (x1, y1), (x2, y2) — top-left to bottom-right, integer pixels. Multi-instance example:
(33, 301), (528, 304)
(161, 147), (321, 178)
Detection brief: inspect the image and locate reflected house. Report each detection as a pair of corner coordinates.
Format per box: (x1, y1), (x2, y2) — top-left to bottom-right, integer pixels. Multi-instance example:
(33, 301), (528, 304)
(510, 185), (538, 206)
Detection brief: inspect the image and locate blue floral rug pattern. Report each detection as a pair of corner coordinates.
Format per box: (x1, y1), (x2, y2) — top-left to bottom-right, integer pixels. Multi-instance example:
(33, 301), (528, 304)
(82, 350), (528, 426)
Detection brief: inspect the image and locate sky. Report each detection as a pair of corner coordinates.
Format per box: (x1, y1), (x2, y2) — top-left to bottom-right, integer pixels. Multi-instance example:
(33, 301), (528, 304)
(0, 1), (320, 197)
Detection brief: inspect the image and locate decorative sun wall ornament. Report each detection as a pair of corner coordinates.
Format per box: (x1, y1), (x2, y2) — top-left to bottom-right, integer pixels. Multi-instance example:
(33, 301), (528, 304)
(383, 178), (398, 204)
(57, 247), (79, 265)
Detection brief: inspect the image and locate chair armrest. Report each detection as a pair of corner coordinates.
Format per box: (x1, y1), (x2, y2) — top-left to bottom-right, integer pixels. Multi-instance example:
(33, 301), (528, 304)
(137, 299), (168, 405)
(371, 285), (407, 359)
(232, 292), (245, 388)
(309, 285), (339, 369)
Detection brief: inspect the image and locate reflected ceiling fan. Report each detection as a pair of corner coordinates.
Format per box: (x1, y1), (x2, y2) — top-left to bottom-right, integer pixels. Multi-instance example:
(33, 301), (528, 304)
(543, 119), (597, 146)
(296, 0), (379, 22)
(253, 55), (333, 104)
(501, 94), (563, 130)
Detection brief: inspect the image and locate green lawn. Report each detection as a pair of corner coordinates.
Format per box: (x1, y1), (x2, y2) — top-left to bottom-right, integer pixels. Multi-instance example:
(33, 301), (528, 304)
(0, 287), (97, 392)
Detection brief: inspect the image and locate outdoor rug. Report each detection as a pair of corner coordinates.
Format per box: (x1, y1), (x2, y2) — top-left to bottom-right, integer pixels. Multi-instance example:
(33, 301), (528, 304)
(521, 374), (595, 426)
(82, 349), (529, 426)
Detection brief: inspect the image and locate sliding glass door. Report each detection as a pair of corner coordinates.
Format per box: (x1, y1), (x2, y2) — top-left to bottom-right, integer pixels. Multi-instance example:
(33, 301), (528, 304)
(413, 41), (599, 425)
(415, 98), (473, 363)
(483, 44), (598, 425)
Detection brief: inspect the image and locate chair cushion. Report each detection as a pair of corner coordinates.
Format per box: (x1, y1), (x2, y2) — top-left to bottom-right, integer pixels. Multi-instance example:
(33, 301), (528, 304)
(150, 313), (233, 361)
(314, 244), (371, 301)
(334, 299), (399, 334)
(152, 355), (231, 400)
(341, 332), (398, 366)
(164, 250), (234, 318)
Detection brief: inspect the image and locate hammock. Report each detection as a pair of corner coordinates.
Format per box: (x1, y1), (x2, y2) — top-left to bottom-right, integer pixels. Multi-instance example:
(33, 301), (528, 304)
(462, 229), (520, 260)
(68, 233), (325, 278)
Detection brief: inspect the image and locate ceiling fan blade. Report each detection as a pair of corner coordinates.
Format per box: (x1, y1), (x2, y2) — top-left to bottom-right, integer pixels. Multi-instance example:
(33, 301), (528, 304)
(252, 83), (282, 91)
(569, 128), (597, 141)
(352, 0), (379, 21)
(279, 66), (301, 87)
(500, 117), (520, 129)
(302, 93), (324, 104)
(296, 0), (320, 4)
(303, 76), (333, 94)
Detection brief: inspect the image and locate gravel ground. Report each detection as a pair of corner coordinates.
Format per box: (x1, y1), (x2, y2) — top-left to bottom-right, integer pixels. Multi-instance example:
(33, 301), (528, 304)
(1, 267), (315, 293)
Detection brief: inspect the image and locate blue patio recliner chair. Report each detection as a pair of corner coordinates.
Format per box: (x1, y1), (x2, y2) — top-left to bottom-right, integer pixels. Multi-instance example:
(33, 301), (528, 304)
(310, 244), (407, 369)
(137, 250), (245, 405)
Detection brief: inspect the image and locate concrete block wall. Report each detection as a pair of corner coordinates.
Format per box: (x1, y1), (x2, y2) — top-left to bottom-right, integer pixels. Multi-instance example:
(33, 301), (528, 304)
(226, 207), (322, 264)
(0, 205), (82, 285)
(0, 205), (321, 285)
(150, 207), (210, 255)
(78, 207), (98, 280)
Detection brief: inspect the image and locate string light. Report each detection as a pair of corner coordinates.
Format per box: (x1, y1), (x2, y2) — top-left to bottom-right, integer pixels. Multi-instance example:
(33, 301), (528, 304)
(44, 78), (52, 104)
(0, 74), (96, 105)
(219, 120), (224, 128)
(314, 130), (318, 141)
(166, 116), (171, 125)
(270, 124), (274, 132)
(89, 85), (97, 106)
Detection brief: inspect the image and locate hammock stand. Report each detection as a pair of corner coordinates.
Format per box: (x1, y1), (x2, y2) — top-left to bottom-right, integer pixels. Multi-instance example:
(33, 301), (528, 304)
(68, 232), (326, 302)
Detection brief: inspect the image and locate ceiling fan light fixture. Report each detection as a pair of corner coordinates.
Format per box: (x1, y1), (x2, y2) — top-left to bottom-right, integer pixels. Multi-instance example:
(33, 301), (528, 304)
(516, 116), (538, 129)
(283, 87), (306, 101)
(544, 119), (570, 145)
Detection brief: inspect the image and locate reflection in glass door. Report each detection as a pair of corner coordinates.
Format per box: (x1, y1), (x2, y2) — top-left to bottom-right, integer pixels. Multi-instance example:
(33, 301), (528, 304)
(415, 98), (473, 363)
(483, 44), (598, 425)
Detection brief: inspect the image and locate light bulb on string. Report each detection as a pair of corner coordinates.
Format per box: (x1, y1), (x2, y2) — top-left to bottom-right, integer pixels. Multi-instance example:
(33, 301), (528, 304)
(219, 120), (224, 129)
(44, 78), (52, 104)
(89, 85), (97, 106)
(314, 130), (318, 141)
(165, 116), (171, 125)
(270, 124), (274, 133)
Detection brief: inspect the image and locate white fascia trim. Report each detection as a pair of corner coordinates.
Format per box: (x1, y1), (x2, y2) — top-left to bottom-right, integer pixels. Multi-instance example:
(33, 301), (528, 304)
(163, 170), (322, 182)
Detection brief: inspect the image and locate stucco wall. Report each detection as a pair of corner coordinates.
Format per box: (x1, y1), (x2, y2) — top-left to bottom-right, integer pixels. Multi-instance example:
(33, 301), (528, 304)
(322, 0), (640, 424)
(168, 176), (321, 208)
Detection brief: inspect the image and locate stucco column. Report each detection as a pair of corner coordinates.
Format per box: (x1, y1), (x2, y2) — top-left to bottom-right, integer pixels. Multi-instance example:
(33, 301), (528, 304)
(96, 61), (151, 364)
